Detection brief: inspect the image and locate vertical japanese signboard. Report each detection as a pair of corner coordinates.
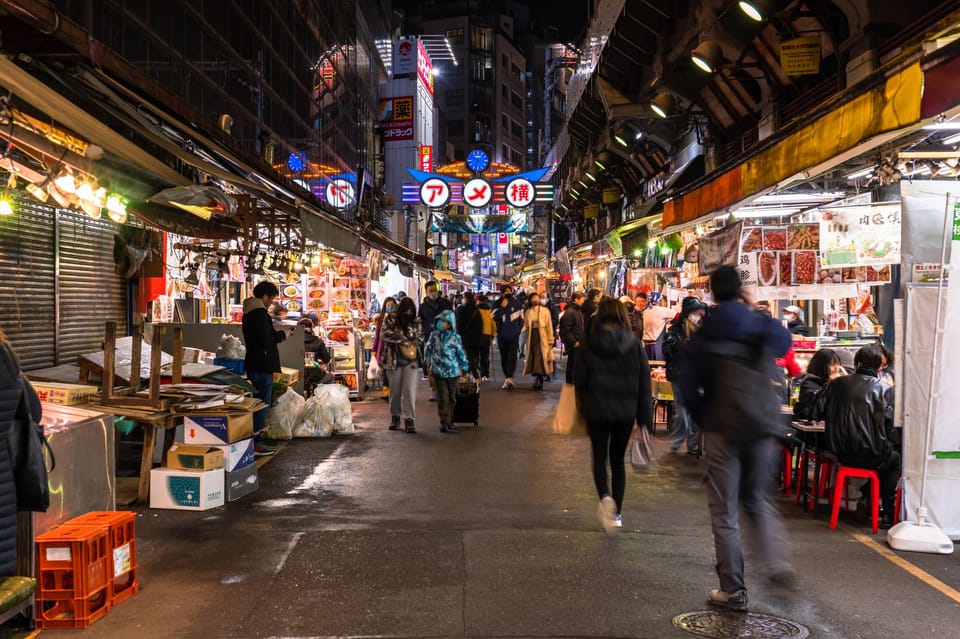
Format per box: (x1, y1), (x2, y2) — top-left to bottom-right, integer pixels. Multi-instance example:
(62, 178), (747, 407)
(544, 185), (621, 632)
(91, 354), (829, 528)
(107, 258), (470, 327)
(379, 96), (414, 142)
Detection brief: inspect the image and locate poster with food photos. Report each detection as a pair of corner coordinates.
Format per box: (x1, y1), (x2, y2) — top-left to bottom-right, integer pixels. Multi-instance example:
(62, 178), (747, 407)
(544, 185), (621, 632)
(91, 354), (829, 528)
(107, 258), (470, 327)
(820, 204), (901, 267)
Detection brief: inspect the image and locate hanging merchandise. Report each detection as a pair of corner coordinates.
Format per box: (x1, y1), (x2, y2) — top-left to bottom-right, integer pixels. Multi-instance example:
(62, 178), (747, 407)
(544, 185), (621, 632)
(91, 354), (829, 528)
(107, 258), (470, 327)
(698, 221), (743, 274)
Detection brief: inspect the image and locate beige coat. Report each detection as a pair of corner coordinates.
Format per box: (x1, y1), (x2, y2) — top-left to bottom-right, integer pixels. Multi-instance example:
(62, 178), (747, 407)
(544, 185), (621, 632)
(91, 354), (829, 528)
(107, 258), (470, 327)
(522, 305), (555, 375)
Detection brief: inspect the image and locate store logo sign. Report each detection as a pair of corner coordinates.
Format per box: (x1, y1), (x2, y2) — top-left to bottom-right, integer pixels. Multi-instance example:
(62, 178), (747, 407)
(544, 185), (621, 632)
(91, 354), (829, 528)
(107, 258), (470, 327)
(505, 177), (536, 208)
(419, 177), (450, 207)
(325, 179), (355, 209)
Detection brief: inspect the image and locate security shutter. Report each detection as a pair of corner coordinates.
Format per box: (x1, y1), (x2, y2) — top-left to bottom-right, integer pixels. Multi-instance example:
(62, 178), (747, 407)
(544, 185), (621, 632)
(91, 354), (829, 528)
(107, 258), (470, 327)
(0, 197), (56, 370)
(57, 208), (128, 365)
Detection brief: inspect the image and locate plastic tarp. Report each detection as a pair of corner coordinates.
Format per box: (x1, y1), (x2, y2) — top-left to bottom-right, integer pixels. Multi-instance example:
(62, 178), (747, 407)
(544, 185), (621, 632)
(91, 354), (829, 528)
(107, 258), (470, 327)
(903, 283), (960, 539)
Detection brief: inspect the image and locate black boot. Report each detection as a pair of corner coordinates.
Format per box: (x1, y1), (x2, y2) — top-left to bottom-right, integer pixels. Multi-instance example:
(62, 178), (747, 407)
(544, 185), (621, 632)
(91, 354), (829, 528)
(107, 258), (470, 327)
(389, 415), (401, 430)
(404, 418), (416, 433)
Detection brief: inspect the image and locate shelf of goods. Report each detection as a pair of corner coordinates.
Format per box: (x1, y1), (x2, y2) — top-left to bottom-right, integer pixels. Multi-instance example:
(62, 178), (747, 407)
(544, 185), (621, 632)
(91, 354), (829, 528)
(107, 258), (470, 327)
(323, 320), (365, 400)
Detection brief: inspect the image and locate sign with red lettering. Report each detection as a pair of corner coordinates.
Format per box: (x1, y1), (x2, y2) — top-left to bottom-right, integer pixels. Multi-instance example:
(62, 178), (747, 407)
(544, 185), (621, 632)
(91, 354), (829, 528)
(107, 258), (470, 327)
(505, 177), (536, 208)
(419, 178), (450, 207)
(463, 178), (492, 209)
(379, 96), (414, 142)
(419, 145), (433, 172)
(417, 39), (434, 97)
(325, 179), (355, 209)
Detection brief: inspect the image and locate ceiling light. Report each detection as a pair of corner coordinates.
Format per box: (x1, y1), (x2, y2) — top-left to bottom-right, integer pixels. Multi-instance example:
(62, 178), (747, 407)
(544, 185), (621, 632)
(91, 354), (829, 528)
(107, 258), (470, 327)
(614, 133), (628, 147)
(846, 167), (875, 180)
(691, 41), (723, 74)
(0, 195), (12, 216)
(922, 122), (960, 130)
(738, 0), (770, 22)
(635, 130), (644, 140)
(578, 180), (589, 189)
(585, 172), (596, 181)
(46, 182), (72, 208)
(594, 160), (606, 170)
(650, 93), (677, 119)
(106, 194), (127, 224)
(570, 187), (580, 196)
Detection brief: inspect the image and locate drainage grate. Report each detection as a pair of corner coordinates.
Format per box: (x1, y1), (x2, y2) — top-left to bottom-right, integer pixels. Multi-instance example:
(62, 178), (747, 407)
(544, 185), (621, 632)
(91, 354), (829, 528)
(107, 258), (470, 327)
(673, 611), (810, 638)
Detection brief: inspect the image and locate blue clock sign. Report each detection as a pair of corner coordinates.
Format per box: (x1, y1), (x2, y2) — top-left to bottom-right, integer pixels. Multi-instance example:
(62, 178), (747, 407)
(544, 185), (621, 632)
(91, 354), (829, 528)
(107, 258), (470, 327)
(287, 151), (307, 173)
(466, 149), (490, 174)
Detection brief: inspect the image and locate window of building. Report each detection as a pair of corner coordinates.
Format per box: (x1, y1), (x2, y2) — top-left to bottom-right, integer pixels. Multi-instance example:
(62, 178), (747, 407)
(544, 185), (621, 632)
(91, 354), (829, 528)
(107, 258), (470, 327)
(511, 120), (522, 138)
(447, 119), (464, 136)
(511, 149), (523, 166)
(501, 84), (508, 98)
(502, 144), (510, 162)
(446, 89), (464, 107)
(501, 114), (508, 129)
(471, 26), (492, 51)
(471, 55), (491, 82)
(511, 91), (522, 110)
(510, 62), (521, 80)
(445, 28), (464, 44)
(501, 53), (508, 68)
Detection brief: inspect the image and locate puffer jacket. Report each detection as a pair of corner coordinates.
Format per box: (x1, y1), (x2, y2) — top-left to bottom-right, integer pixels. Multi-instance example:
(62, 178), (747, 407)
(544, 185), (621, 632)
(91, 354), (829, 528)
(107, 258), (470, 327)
(242, 297), (286, 373)
(815, 371), (896, 466)
(574, 322), (652, 427)
(423, 310), (470, 379)
(0, 341), (25, 575)
(792, 373), (825, 421)
(380, 312), (422, 371)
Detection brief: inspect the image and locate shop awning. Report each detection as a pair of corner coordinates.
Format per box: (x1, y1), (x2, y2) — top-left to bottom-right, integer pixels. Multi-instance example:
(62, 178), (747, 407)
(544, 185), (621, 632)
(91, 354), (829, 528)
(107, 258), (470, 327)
(663, 62), (924, 229)
(432, 270), (457, 282)
(300, 208), (362, 256)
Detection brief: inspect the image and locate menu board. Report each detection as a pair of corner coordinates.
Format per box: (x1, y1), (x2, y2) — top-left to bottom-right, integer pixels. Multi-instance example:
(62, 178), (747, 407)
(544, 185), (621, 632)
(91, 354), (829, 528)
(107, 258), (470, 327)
(276, 272), (305, 314)
(304, 256), (368, 322)
(819, 203), (901, 267)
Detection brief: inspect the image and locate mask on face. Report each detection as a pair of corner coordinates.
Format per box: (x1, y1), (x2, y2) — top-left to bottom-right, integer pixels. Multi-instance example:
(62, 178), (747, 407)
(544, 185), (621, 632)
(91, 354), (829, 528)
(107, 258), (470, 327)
(690, 314), (703, 326)
(384, 304), (396, 313)
(428, 290), (439, 300)
(784, 313), (797, 322)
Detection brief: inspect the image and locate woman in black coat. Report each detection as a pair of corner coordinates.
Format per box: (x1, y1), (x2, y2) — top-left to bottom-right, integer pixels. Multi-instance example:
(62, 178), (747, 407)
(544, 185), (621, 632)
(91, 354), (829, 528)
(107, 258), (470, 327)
(793, 348), (842, 420)
(0, 330), (40, 576)
(574, 298), (652, 533)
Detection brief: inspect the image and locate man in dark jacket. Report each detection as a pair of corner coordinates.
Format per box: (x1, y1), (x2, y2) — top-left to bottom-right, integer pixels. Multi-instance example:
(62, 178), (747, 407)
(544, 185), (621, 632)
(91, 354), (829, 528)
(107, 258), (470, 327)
(558, 292), (586, 384)
(418, 280), (453, 347)
(815, 345), (898, 525)
(456, 291), (484, 376)
(492, 284), (524, 389)
(243, 281), (289, 456)
(662, 296), (707, 454)
(679, 266), (794, 612)
(581, 288), (602, 332)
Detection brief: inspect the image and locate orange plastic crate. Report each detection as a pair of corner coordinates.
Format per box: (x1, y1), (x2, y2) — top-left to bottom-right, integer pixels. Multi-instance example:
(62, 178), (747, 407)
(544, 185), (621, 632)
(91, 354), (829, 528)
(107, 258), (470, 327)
(68, 511), (139, 606)
(36, 589), (111, 629)
(35, 524), (110, 600)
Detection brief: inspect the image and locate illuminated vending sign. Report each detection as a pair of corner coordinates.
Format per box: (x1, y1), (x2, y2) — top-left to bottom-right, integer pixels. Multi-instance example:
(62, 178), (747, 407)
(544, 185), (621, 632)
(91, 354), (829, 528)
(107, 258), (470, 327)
(505, 177), (536, 208)
(417, 39), (434, 97)
(419, 178), (451, 208)
(419, 145), (433, 172)
(325, 178), (355, 209)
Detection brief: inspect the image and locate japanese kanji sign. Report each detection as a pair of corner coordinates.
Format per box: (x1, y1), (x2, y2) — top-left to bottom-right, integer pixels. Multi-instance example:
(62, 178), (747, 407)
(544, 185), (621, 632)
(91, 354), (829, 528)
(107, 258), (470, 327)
(780, 36), (821, 76)
(419, 145), (433, 172)
(463, 178), (492, 209)
(953, 201), (960, 242)
(505, 177), (536, 208)
(325, 178), (355, 209)
(379, 96), (414, 142)
(820, 204), (901, 267)
(419, 177), (450, 208)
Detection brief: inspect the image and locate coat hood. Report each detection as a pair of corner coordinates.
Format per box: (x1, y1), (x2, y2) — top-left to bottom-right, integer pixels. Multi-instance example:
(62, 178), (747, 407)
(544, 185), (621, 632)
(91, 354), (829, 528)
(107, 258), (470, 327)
(680, 296), (707, 318)
(436, 309), (457, 331)
(587, 324), (637, 357)
(243, 296), (267, 313)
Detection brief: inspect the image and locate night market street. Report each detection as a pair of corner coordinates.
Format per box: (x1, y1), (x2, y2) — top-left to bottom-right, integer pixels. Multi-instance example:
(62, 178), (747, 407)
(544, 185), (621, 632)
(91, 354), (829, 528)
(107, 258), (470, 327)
(31, 370), (960, 639)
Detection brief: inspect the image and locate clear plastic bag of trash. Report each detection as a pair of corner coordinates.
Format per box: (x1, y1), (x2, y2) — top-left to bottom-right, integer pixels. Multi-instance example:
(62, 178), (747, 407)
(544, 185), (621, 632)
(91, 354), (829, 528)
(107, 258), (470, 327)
(216, 334), (246, 359)
(313, 384), (355, 435)
(262, 389), (305, 440)
(293, 395), (335, 437)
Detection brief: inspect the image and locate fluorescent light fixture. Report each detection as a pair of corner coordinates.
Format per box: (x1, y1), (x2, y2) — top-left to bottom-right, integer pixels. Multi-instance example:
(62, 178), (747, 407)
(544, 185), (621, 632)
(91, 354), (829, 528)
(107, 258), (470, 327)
(942, 132), (960, 145)
(753, 192), (845, 205)
(846, 167), (875, 180)
(578, 180), (589, 189)
(585, 172), (596, 181)
(738, 0), (766, 21)
(614, 134), (628, 147)
(594, 160), (606, 171)
(902, 164), (932, 177)
(922, 122), (960, 130)
(570, 187), (580, 196)
(635, 130), (644, 140)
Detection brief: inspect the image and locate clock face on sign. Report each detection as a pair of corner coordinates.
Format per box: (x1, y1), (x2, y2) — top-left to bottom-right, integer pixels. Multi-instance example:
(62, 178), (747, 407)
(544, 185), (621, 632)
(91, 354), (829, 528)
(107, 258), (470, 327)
(466, 149), (490, 174)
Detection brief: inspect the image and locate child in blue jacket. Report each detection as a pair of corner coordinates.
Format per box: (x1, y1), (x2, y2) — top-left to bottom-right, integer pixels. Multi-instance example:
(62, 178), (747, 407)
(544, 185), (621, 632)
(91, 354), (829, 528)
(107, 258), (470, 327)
(424, 310), (470, 433)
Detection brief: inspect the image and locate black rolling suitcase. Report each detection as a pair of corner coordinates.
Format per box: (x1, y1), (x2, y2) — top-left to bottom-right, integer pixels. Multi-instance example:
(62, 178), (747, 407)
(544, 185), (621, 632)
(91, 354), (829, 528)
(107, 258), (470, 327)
(452, 374), (480, 427)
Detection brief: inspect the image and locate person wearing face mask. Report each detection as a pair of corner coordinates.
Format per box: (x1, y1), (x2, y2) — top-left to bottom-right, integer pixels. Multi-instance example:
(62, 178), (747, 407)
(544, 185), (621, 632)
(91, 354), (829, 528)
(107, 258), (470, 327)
(521, 292), (555, 390)
(492, 284), (524, 389)
(371, 296), (398, 399)
(663, 296), (709, 455)
(381, 297), (423, 433)
(418, 281), (453, 385)
(782, 305), (808, 336)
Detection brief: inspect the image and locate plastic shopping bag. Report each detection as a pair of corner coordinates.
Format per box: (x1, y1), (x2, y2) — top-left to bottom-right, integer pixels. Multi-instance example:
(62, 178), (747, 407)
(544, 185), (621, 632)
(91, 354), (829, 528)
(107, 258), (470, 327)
(630, 427), (656, 473)
(552, 383), (585, 434)
(366, 353), (381, 381)
(262, 389), (305, 440)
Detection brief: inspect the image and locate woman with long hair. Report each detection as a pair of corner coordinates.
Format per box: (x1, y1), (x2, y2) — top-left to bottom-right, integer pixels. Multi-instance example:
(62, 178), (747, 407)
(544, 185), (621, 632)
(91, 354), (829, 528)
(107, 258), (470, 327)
(793, 348), (843, 420)
(574, 298), (652, 533)
(521, 291), (555, 390)
(380, 297), (422, 433)
(371, 296), (397, 399)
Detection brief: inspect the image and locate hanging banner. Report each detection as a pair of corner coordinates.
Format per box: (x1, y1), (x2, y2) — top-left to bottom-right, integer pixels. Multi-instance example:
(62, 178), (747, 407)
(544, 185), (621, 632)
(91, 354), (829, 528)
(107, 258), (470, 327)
(698, 221), (743, 275)
(820, 203), (901, 268)
(547, 278), (570, 306)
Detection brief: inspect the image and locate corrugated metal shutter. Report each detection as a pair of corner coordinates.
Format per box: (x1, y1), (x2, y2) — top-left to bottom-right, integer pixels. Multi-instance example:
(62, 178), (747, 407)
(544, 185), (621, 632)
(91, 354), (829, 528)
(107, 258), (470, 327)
(0, 197), (56, 370)
(57, 208), (127, 365)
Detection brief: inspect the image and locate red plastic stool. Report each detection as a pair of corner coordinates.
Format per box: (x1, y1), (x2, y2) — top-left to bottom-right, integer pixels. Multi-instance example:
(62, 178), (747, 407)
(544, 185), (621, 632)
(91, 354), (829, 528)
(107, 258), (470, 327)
(829, 466), (880, 534)
(795, 450), (833, 508)
(778, 445), (793, 495)
(893, 484), (903, 525)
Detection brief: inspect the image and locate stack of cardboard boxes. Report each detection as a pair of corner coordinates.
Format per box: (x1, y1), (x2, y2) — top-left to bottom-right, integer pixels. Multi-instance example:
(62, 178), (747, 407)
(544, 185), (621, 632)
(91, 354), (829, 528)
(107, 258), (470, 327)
(150, 410), (259, 510)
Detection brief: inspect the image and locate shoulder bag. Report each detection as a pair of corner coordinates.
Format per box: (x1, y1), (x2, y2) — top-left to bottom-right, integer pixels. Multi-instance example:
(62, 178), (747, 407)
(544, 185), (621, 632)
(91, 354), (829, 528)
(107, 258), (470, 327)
(9, 377), (55, 511)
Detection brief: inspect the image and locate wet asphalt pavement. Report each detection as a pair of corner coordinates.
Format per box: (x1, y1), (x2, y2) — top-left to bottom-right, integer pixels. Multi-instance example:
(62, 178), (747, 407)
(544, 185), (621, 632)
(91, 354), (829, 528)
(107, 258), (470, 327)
(30, 366), (960, 639)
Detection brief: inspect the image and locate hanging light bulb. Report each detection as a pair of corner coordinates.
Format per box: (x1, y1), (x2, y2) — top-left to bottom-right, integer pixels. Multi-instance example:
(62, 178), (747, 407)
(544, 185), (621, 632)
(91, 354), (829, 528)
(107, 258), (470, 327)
(310, 254), (321, 267)
(0, 194), (13, 216)
(75, 181), (96, 202)
(106, 194), (127, 224)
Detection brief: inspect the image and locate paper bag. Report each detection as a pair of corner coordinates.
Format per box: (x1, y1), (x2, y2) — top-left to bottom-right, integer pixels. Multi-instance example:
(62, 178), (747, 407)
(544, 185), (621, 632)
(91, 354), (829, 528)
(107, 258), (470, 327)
(553, 383), (585, 434)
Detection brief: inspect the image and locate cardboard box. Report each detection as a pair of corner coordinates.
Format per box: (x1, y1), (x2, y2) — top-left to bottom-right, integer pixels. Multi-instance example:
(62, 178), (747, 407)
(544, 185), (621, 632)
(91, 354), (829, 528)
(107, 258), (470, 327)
(225, 463), (259, 501)
(273, 367), (300, 385)
(213, 438), (255, 472)
(181, 347), (203, 363)
(32, 382), (99, 406)
(182, 412), (253, 445)
(149, 468), (224, 511)
(166, 443), (224, 471)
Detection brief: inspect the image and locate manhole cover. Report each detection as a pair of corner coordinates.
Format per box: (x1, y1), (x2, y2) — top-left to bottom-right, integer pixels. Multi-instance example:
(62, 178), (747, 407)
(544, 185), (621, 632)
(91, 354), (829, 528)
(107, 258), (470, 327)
(673, 611), (809, 639)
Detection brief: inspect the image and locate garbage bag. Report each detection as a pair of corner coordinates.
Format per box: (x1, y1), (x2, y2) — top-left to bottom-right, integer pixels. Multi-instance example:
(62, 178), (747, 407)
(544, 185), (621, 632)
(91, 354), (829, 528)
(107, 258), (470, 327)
(293, 395), (335, 438)
(314, 384), (355, 434)
(216, 334), (246, 359)
(263, 389), (305, 440)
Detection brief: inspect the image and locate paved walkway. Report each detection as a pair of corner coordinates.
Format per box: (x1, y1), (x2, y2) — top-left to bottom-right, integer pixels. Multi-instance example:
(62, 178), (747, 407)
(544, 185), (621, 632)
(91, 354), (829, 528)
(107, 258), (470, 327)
(29, 367), (960, 639)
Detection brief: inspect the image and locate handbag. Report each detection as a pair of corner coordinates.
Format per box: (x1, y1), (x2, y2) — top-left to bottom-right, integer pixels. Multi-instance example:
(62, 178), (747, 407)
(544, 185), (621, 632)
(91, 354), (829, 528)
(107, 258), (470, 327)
(9, 377), (55, 511)
(552, 383), (585, 434)
(366, 353), (381, 381)
(398, 340), (418, 361)
(630, 427), (655, 472)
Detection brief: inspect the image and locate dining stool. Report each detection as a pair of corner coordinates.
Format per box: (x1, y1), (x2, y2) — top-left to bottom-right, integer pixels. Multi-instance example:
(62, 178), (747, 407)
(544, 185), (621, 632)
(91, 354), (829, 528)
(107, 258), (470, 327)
(829, 465), (880, 534)
(795, 450), (833, 508)
(777, 445), (794, 495)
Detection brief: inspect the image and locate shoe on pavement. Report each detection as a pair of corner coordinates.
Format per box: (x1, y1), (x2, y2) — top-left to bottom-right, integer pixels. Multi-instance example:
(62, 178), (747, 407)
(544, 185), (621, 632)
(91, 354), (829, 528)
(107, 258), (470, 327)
(429, 393), (438, 402)
(598, 496), (617, 534)
(389, 415), (401, 430)
(253, 443), (276, 457)
(440, 424), (457, 433)
(707, 589), (748, 612)
(404, 418), (417, 434)
(506, 378), (515, 389)
(481, 376), (490, 382)
(613, 514), (622, 528)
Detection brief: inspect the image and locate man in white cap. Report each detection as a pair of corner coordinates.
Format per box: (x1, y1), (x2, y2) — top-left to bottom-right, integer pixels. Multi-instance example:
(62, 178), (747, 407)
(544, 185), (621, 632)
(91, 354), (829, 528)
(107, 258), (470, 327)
(783, 305), (808, 336)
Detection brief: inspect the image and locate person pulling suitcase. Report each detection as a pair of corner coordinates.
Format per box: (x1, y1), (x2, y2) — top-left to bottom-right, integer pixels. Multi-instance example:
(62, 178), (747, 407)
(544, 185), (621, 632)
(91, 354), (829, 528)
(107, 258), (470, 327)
(423, 310), (471, 433)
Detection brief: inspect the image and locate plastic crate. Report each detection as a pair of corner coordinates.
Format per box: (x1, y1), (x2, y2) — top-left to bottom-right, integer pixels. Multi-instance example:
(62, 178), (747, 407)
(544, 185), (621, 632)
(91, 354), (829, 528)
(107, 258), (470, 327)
(68, 511), (139, 606)
(35, 524), (110, 600)
(213, 357), (245, 374)
(37, 590), (111, 629)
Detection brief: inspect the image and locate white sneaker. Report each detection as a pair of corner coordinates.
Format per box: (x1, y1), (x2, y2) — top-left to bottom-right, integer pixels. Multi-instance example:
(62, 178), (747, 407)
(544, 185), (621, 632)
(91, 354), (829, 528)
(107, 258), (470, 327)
(613, 514), (622, 528)
(598, 496), (617, 534)
(481, 376), (490, 382)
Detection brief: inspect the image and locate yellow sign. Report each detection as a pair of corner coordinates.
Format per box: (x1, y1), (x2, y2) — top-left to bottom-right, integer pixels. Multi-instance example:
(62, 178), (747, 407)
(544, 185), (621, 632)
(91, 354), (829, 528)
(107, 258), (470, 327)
(780, 36), (821, 76)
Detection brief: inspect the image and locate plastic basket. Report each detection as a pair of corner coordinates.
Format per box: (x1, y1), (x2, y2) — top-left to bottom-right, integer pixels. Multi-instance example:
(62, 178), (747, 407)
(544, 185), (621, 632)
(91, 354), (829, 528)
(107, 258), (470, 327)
(68, 511), (139, 606)
(213, 357), (245, 374)
(35, 524), (110, 600)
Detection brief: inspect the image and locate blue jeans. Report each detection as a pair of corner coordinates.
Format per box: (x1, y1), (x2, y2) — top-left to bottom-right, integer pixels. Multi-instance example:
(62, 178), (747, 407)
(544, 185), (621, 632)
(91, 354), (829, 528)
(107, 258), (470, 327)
(247, 370), (274, 442)
(669, 385), (700, 452)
